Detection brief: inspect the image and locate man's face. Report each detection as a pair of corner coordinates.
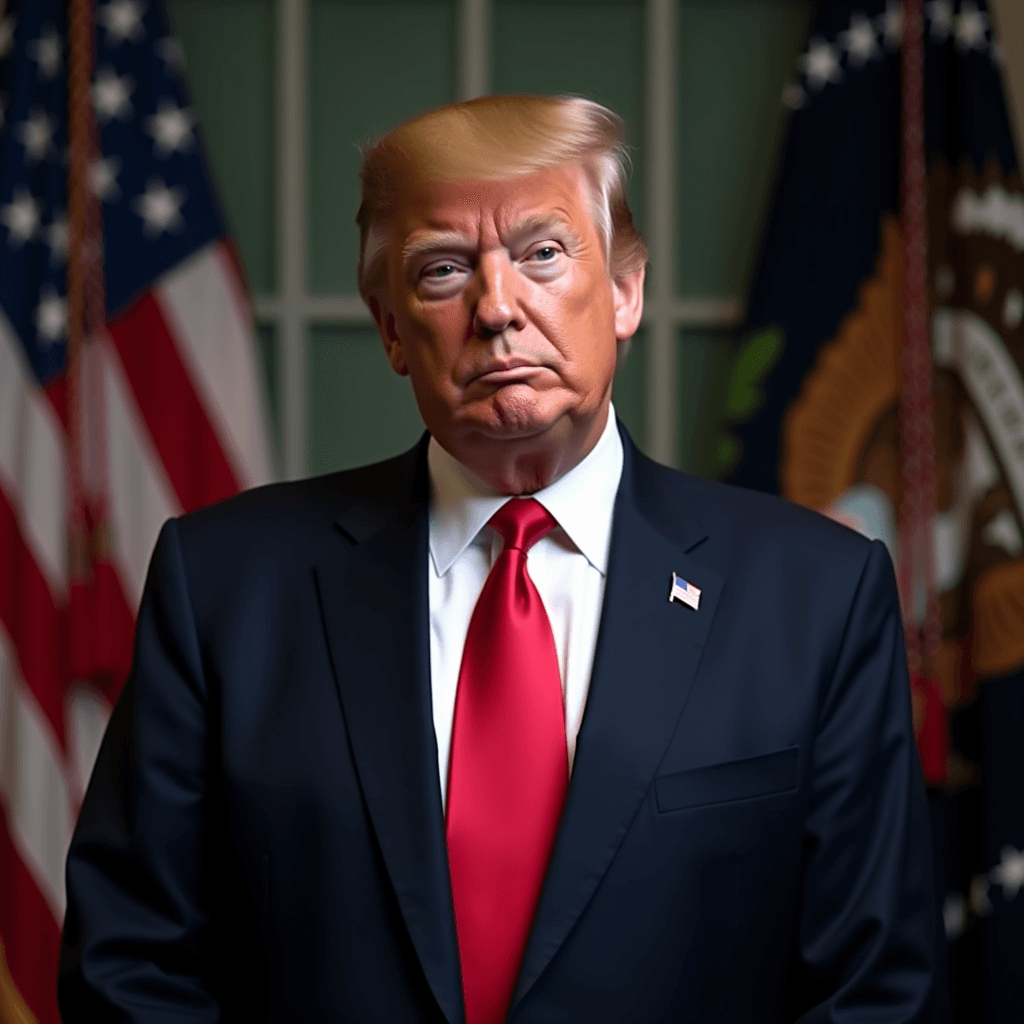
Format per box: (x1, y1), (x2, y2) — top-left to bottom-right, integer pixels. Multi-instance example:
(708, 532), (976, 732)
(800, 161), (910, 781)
(368, 162), (644, 493)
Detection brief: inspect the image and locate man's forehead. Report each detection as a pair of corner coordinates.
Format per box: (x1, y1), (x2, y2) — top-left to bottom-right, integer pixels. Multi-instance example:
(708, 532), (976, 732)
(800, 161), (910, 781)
(393, 164), (591, 244)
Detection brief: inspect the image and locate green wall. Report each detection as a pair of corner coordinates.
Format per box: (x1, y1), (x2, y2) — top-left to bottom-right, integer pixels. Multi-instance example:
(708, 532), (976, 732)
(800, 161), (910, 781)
(167, 0), (811, 477)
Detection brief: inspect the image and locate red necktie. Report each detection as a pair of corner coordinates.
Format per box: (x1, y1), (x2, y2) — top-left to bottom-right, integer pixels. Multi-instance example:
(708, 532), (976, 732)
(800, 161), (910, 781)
(446, 498), (569, 1024)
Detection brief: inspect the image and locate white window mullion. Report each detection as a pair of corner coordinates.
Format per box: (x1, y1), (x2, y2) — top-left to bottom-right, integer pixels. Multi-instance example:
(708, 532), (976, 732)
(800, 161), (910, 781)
(457, 0), (491, 101)
(644, 0), (678, 468)
(277, 0), (309, 479)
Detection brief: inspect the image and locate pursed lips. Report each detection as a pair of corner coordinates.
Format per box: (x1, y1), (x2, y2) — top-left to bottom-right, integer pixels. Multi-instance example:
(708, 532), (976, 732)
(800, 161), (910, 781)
(467, 359), (549, 385)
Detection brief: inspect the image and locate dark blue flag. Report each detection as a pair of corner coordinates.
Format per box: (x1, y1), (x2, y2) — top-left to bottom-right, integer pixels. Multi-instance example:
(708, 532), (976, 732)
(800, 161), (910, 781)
(724, 1), (1023, 1019)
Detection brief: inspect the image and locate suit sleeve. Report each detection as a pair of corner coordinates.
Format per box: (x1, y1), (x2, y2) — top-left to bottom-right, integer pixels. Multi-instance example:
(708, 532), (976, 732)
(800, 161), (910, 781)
(792, 539), (936, 1023)
(58, 518), (220, 1022)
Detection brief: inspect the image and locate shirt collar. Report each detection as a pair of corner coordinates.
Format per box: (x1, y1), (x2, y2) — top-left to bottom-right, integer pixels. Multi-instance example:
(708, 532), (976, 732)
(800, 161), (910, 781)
(428, 403), (623, 578)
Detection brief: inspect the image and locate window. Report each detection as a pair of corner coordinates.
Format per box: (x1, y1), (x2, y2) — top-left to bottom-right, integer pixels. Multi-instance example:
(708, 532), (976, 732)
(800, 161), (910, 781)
(167, 0), (811, 478)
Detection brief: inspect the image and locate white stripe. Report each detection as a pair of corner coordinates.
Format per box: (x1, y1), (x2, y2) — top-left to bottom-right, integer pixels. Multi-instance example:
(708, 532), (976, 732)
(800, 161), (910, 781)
(0, 307), (67, 598)
(155, 242), (275, 489)
(0, 625), (70, 923)
(97, 338), (181, 613)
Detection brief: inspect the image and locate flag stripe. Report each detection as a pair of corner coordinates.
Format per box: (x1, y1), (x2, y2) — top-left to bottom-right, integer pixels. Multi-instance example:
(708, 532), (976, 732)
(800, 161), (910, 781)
(0, 487), (68, 751)
(0, 802), (62, 1024)
(0, 310), (67, 601)
(1, 5), (276, 1018)
(157, 242), (274, 489)
(98, 339), (181, 612)
(0, 625), (71, 924)
(107, 293), (240, 515)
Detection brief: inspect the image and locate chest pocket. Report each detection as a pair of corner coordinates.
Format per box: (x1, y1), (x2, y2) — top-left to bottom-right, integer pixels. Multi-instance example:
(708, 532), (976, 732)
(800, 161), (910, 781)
(654, 746), (799, 813)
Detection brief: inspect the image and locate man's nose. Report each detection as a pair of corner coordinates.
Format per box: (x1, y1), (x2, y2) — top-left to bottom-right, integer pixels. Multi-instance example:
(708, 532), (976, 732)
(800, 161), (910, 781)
(472, 253), (524, 338)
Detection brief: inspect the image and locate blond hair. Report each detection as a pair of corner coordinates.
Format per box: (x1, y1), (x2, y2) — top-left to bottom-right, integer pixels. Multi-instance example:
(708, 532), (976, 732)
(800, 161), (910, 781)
(355, 94), (648, 303)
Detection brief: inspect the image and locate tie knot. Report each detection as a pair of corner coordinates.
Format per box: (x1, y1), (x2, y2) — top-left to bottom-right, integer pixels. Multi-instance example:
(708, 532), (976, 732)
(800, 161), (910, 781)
(488, 498), (557, 553)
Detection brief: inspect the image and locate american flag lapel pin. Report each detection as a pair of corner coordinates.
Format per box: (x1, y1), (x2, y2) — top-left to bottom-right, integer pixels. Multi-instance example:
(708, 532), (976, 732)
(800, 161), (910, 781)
(668, 572), (701, 611)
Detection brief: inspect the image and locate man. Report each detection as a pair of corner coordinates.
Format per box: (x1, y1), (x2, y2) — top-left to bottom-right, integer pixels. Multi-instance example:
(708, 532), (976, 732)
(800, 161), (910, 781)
(59, 95), (934, 1023)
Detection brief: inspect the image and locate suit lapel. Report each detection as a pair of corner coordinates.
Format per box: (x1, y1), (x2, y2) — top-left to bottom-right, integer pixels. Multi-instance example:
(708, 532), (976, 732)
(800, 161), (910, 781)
(314, 441), (464, 1024)
(511, 432), (724, 1013)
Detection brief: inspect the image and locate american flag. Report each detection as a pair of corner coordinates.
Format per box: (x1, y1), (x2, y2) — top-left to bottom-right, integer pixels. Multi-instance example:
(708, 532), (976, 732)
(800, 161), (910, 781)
(669, 573), (701, 611)
(0, 1), (274, 1020)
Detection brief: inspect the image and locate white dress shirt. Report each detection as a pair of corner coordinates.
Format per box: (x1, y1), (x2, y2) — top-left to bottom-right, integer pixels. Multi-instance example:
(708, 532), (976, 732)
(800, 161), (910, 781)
(427, 404), (624, 809)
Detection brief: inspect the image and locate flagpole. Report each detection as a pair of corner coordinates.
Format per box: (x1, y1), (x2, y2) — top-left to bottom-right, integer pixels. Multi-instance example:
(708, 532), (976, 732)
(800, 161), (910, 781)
(67, 0), (111, 686)
(899, 0), (946, 784)
(67, 0), (93, 575)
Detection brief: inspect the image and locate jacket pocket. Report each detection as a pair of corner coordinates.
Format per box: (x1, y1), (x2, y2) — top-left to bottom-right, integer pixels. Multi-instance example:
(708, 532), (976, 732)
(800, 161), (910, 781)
(654, 746), (799, 813)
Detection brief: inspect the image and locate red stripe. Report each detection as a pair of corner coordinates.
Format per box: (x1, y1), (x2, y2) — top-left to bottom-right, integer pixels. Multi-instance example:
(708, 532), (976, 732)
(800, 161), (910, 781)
(43, 375), (69, 434)
(0, 486), (68, 752)
(107, 293), (240, 512)
(68, 559), (135, 706)
(0, 804), (61, 1024)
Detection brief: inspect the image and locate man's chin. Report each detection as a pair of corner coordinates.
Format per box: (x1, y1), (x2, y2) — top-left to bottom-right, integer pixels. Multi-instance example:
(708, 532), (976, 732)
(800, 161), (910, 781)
(457, 390), (571, 442)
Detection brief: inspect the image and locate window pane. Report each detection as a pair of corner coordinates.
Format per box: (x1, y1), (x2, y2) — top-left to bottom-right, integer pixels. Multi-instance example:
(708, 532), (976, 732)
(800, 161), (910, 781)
(308, 324), (425, 474)
(677, 328), (734, 478)
(493, 0), (644, 235)
(308, 1), (458, 295)
(167, 0), (275, 294)
(675, 0), (811, 298)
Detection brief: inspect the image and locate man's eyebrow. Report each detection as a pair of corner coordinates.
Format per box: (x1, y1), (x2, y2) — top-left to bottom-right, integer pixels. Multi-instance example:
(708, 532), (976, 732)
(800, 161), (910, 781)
(401, 230), (475, 265)
(401, 214), (582, 267)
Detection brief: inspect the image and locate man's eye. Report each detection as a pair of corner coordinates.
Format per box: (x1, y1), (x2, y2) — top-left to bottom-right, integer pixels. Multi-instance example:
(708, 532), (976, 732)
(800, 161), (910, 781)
(425, 263), (458, 279)
(531, 246), (558, 262)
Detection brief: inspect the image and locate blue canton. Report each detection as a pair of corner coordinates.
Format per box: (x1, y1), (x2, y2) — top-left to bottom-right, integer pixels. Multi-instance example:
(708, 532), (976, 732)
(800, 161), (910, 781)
(0, 0), (226, 388)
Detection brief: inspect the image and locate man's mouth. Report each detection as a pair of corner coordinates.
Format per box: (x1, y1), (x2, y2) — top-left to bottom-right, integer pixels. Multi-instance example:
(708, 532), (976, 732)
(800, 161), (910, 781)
(468, 357), (549, 385)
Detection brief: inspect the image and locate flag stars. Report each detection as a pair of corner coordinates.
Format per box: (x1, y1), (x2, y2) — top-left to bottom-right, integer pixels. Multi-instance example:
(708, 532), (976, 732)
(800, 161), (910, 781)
(46, 215), (68, 264)
(926, 0), (953, 42)
(133, 178), (186, 237)
(97, 0), (146, 47)
(991, 846), (1024, 901)
(27, 27), (63, 80)
(781, 83), (806, 110)
(840, 13), (880, 68)
(876, 1), (904, 50)
(0, 15), (16, 60)
(90, 155), (122, 202)
(93, 67), (134, 123)
(1, 186), (41, 246)
(155, 36), (184, 71)
(800, 38), (843, 91)
(955, 1), (989, 51)
(34, 287), (67, 345)
(16, 108), (55, 163)
(144, 98), (196, 157)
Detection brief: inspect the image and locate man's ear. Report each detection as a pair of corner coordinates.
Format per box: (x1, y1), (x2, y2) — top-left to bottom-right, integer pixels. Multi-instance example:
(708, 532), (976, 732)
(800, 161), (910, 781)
(612, 264), (645, 342)
(368, 294), (409, 376)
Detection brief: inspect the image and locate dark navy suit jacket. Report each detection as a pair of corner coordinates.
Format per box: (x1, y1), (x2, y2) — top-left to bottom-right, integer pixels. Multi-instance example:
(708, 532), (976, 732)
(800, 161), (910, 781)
(58, 425), (934, 1022)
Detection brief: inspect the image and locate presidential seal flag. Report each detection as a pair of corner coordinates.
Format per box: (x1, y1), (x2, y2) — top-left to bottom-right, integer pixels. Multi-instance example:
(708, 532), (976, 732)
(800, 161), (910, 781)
(723, 0), (1023, 1017)
(0, 1), (275, 1020)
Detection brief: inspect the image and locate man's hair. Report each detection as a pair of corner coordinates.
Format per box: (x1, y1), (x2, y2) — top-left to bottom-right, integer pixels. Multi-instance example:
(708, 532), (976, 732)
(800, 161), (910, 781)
(355, 94), (649, 304)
